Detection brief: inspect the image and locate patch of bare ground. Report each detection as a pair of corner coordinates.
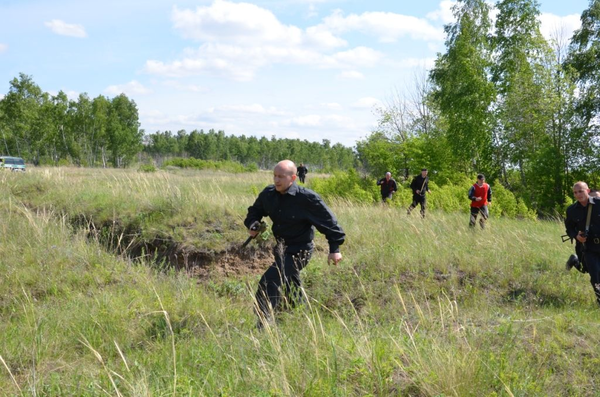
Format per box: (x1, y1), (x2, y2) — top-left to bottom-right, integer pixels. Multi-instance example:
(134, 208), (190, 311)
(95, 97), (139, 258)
(129, 238), (274, 280)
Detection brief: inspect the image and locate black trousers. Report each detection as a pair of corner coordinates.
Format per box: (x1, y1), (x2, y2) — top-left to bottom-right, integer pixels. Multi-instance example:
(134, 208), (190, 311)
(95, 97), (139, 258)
(407, 194), (426, 216)
(255, 247), (312, 317)
(298, 174), (306, 183)
(583, 250), (600, 304)
(469, 206), (489, 228)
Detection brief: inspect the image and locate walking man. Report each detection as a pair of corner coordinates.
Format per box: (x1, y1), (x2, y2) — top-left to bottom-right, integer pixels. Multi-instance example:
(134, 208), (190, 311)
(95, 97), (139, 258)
(567, 189), (600, 272)
(407, 168), (430, 217)
(377, 172), (398, 203)
(297, 163), (308, 183)
(565, 182), (600, 306)
(245, 160), (345, 327)
(468, 174), (492, 229)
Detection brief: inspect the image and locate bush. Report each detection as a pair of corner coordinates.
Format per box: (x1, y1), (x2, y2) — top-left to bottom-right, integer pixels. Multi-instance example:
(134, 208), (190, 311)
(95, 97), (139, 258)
(162, 158), (254, 173)
(310, 170), (536, 219)
(309, 169), (378, 204)
(139, 164), (157, 173)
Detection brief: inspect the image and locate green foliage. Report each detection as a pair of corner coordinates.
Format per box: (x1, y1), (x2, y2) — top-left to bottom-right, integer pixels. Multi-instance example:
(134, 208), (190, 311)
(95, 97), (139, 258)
(139, 164), (157, 173)
(162, 157), (255, 173)
(429, 0), (496, 174)
(146, 129), (357, 172)
(0, 74), (143, 167)
(309, 168), (379, 204)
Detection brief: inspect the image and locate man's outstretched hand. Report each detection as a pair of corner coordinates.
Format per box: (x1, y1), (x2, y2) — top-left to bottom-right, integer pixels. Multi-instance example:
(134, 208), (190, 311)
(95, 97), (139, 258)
(328, 253), (342, 266)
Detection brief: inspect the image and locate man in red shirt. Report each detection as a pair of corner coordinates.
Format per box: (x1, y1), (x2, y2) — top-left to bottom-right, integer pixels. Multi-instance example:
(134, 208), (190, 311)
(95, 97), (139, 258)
(468, 174), (492, 229)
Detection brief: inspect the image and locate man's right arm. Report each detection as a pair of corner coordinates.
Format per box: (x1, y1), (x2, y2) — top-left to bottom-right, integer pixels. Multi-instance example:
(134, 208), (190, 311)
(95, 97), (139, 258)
(468, 186), (476, 201)
(244, 190), (267, 231)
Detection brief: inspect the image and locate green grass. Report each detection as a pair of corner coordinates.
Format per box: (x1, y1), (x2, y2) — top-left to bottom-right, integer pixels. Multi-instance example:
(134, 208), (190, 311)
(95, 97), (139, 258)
(0, 167), (598, 395)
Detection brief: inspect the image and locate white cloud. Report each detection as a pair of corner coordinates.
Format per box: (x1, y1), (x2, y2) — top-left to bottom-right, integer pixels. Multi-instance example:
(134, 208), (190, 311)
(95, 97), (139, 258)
(145, 43), (382, 81)
(321, 103), (343, 110)
(172, 1), (345, 50)
(104, 80), (152, 96)
(44, 19), (87, 38)
(162, 80), (208, 93)
(0, 43), (7, 53)
(210, 104), (288, 116)
(290, 115), (322, 127)
(427, 0), (456, 24)
(539, 13), (581, 43)
(352, 97), (382, 109)
(146, 1), (393, 81)
(337, 70), (364, 80)
(399, 57), (436, 69)
(320, 9), (444, 42)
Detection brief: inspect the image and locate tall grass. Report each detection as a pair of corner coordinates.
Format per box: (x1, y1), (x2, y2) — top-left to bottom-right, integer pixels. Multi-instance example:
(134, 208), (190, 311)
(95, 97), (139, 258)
(0, 167), (599, 395)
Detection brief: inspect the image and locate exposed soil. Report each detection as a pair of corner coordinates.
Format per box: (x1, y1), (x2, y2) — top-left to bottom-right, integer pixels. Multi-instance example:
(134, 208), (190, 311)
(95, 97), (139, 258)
(76, 217), (275, 281)
(128, 238), (275, 280)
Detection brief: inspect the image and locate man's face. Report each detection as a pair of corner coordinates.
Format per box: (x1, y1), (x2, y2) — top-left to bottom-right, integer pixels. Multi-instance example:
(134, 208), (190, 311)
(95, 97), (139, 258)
(477, 178), (485, 186)
(274, 166), (295, 193)
(573, 184), (590, 204)
(421, 170), (428, 177)
(385, 173), (391, 180)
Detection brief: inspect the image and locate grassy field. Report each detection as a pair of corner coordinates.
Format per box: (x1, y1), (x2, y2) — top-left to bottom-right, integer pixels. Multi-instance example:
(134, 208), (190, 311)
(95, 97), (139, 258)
(1, 167), (599, 396)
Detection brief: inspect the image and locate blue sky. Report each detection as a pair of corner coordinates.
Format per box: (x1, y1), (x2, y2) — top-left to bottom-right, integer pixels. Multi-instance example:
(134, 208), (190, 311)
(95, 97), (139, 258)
(0, 0), (590, 146)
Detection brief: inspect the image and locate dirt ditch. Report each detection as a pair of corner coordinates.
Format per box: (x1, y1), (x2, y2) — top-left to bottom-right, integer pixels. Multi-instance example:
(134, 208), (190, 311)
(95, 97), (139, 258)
(72, 215), (274, 280)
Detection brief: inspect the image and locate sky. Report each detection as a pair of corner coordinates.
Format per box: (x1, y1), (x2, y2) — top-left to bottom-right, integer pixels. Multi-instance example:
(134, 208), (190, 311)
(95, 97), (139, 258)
(0, 0), (591, 147)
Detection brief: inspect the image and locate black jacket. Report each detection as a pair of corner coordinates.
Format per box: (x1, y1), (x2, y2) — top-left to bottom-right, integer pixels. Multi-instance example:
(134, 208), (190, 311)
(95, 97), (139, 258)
(297, 166), (308, 176)
(377, 178), (397, 196)
(245, 183), (345, 253)
(410, 175), (429, 196)
(565, 198), (600, 252)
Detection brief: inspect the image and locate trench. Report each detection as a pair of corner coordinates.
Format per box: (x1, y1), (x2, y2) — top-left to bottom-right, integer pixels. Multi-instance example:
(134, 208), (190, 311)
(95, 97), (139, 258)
(69, 213), (274, 280)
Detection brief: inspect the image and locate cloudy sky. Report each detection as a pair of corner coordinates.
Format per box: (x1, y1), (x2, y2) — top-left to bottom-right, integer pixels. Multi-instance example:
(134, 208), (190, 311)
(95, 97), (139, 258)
(0, 0), (589, 147)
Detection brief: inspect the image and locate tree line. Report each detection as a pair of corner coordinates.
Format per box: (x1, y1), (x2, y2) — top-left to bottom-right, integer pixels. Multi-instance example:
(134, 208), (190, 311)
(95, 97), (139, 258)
(144, 129), (356, 171)
(356, 0), (600, 215)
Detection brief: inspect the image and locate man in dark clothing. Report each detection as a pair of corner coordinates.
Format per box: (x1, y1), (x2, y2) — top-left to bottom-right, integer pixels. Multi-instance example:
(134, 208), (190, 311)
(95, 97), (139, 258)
(407, 168), (430, 217)
(377, 172), (398, 203)
(565, 182), (600, 305)
(468, 174), (492, 229)
(297, 163), (308, 183)
(245, 160), (345, 327)
(566, 189), (600, 272)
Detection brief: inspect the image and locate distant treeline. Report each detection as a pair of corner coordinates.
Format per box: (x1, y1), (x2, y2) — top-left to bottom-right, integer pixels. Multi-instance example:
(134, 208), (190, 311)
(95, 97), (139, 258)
(144, 129), (357, 171)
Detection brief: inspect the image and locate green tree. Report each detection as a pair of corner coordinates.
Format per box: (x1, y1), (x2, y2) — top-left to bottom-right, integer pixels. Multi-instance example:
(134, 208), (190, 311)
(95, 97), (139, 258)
(107, 94), (142, 167)
(430, 0), (496, 175)
(566, 0), (600, 180)
(1, 73), (44, 161)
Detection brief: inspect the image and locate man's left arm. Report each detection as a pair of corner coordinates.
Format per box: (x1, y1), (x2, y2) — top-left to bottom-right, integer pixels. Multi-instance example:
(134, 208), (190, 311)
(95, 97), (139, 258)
(487, 185), (492, 203)
(305, 193), (345, 258)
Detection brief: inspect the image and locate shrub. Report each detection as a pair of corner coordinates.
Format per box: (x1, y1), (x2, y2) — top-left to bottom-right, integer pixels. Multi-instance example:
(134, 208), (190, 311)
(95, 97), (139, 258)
(309, 169), (378, 204)
(139, 164), (157, 173)
(162, 158), (254, 173)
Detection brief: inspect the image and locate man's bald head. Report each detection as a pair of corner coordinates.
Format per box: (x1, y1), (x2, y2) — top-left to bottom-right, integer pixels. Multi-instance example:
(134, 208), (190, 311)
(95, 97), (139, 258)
(574, 181), (589, 191)
(273, 160), (297, 193)
(274, 160), (297, 176)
